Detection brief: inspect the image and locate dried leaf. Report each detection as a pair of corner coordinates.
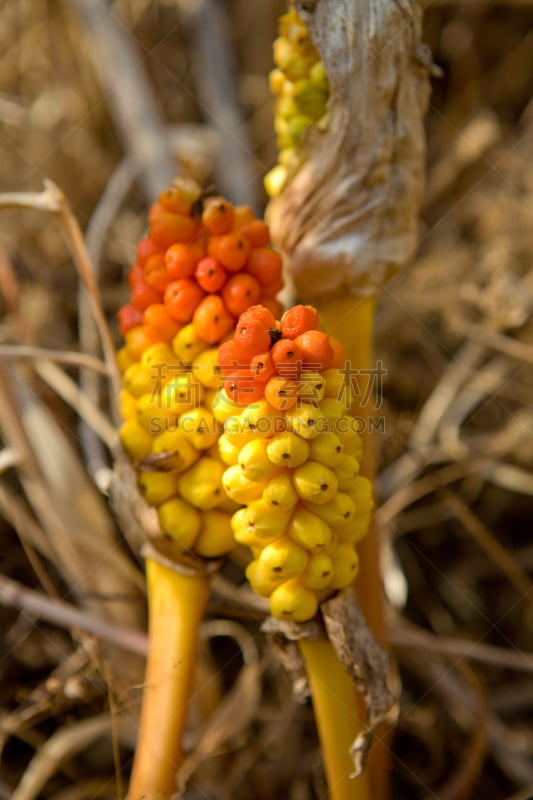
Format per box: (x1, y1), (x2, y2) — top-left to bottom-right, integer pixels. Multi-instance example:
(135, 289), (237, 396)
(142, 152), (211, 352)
(322, 590), (397, 776)
(268, 0), (432, 299)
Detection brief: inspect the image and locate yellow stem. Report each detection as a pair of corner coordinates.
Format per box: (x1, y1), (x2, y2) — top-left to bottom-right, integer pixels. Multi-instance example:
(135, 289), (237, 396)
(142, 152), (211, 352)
(128, 558), (210, 800)
(299, 639), (370, 800)
(315, 294), (389, 798)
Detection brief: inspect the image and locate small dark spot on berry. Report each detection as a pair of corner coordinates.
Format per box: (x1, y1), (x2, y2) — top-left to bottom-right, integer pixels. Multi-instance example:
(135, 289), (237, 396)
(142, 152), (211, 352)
(336, 446), (341, 452)
(320, 483), (328, 491)
(282, 452), (290, 459)
(273, 566), (282, 573)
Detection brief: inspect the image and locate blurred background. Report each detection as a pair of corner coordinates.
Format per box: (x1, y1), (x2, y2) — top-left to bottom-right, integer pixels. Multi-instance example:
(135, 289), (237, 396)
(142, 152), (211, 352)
(0, 1), (532, 798)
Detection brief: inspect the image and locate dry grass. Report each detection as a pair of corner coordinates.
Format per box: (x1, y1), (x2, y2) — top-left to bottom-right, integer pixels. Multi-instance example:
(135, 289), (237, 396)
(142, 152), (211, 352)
(0, 1), (532, 798)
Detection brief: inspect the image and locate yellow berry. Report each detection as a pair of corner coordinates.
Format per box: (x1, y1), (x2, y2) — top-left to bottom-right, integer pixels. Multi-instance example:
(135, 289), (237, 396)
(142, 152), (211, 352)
(161, 373), (203, 415)
(306, 492), (356, 526)
(238, 439), (281, 482)
(152, 428), (199, 471)
(288, 507), (332, 554)
(194, 510), (235, 558)
(269, 578), (318, 622)
(141, 342), (181, 376)
(180, 406), (221, 450)
(122, 362), (155, 398)
(259, 536), (308, 581)
(245, 560), (284, 598)
(119, 419), (153, 461)
(301, 552), (334, 591)
(266, 431), (309, 467)
(211, 389), (243, 424)
(333, 454), (360, 491)
(116, 346), (133, 373)
(262, 471), (298, 511)
(172, 323), (209, 364)
(308, 432), (344, 467)
(285, 403), (326, 439)
(223, 465), (265, 504)
(178, 458), (225, 510)
(237, 499), (291, 543)
(330, 545), (359, 589)
(292, 461), (338, 505)
(138, 471), (178, 506)
(136, 392), (177, 434)
(218, 433), (241, 466)
(119, 389), (137, 420)
(193, 348), (221, 389)
(157, 497), (201, 550)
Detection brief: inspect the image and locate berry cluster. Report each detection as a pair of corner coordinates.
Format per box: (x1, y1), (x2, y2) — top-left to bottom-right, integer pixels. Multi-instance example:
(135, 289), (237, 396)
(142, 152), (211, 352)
(217, 305), (373, 622)
(117, 178), (284, 559)
(264, 6), (329, 198)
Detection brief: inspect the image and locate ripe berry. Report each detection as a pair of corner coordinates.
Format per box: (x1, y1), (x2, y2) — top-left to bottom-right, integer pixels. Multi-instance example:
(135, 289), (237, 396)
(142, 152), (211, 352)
(264, 376), (298, 410)
(192, 295), (234, 344)
(208, 233), (250, 272)
(164, 279), (205, 322)
(250, 351), (275, 382)
(271, 338), (305, 375)
(280, 305), (319, 339)
(130, 277), (163, 311)
(239, 219), (270, 247)
(293, 330), (334, 371)
(195, 257), (227, 293)
(222, 274), (262, 317)
(142, 304), (181, 342)
(165, 242), (204, 279)
(201, 196), (236, 235)
(246, 248), (283, 287)
(234, 319), (272, 360)
(118, 304), (143, 335)
(136, 238), (162, 266)
(149, 211), (199, 249)
(239, 305), (278, 331)
(143, 253), (170, 292)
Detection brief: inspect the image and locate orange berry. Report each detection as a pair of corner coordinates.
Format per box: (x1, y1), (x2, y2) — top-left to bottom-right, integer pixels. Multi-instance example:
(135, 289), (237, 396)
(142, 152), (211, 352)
(149, 211), (199, 249)
(281, 305), (320, 340)
(164, 279), (205, 323)
(264, 376), (298, 411)
(232, 205), (255, 229)
(201, 196), (235, 235)
(234, 319), (272, 360)
(329, 335), (346, 368)
(128, 262), (144, 290)
(193, 295), (234, 345)
(294, 330), (334, 371)
(271, 338), (305, 376)
(143, 304), (181, 342)
(239, 305), (278, 331)
(261, 277), (284, 297)
(157, 177), (202, 215)
(208, 233), (250, 272)
(165, 241), (204, 279)
(246, 248), (282, 287)
(144, 253), (170, 292)
(258, 295), (283, 319)
(218, 340), (243, 374)
(224, 371), (266, 404)
(125, 326), (151, 360)
(239, 220), (270, 247)
(195, 257), (227, 293)
(136, 238), (162, 266)
(130, 276), (163, 311)
(118, 304), (143, 335)
(222, 273), (261, 317)
(250, 351), (275, 382)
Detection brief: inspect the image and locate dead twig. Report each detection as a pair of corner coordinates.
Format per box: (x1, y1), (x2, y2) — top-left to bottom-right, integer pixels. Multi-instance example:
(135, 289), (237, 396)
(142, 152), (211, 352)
(0, 574), (148, 657)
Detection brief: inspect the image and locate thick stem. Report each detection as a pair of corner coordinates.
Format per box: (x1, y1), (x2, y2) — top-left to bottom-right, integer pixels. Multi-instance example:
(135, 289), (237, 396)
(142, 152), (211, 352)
(128, 558), (210, 800)
(315, 294), (389, 799)
(299, 638), (370, 800)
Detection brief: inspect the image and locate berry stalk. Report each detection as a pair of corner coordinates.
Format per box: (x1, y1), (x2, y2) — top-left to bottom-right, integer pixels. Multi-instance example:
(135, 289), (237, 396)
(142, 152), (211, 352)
(299, 638), (371, 800)
(129, 559), (209, 799)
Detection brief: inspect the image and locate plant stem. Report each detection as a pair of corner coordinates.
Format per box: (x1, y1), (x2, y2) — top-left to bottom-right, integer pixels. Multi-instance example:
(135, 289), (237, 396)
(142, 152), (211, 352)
(299, 638), (370, 800)
(315, 294), (389, 798)
(128, 557), (210, 800)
